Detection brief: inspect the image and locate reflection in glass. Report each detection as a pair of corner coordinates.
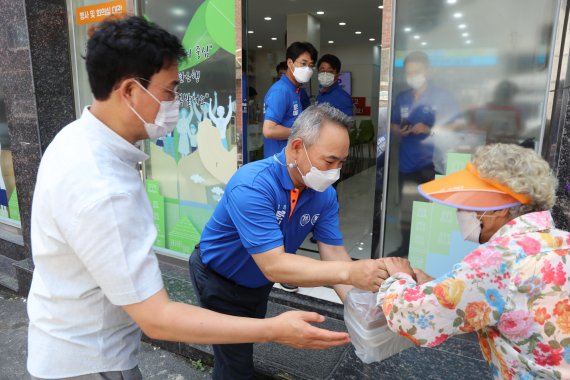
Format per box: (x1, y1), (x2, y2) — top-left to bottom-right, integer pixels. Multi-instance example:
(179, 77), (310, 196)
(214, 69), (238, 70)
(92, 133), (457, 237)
(384, 0), (558, 258)
(0, 96), (21, 225)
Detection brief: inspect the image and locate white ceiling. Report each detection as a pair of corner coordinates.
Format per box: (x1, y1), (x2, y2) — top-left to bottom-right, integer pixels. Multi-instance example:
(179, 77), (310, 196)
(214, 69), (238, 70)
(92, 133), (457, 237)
(246, 0), (384, 50)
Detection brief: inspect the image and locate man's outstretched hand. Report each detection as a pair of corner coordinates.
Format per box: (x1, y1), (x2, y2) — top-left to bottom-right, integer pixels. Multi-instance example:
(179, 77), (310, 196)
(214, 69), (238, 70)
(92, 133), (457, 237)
(268, 311), (350, 349)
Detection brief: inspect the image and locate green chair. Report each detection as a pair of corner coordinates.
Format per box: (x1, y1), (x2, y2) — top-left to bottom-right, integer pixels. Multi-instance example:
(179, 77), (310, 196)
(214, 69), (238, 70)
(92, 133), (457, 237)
(356, 119), (376, 160)
(347, 125), (361, 175)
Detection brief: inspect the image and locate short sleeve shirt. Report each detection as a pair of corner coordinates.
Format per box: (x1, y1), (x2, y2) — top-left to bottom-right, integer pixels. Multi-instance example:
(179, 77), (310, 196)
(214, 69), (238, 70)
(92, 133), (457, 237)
(263, 75), (302, 158)
(199, 149), (344, 288)
(391, 84), (458, 173)
(27, 108), (163, 378)
(316, 82), (354, 116)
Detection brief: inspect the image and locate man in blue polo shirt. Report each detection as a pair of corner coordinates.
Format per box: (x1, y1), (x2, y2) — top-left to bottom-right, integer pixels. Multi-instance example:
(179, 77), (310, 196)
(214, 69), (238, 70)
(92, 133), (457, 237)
(263, 42), (318, 158)
(389, 51), (459, 257)
(316, 54), (353, 116)
(190, 104), (388, 380)
(276, 61), (311, 110)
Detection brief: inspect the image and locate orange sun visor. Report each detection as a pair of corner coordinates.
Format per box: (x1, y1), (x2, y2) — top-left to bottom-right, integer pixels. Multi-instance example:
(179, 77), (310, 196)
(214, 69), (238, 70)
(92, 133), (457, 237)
(418, 162), (531, 211)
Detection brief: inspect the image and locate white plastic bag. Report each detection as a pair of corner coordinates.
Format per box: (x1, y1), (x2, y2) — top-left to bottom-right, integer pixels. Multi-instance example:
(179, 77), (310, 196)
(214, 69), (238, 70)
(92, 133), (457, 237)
(344, 288), (414, 363)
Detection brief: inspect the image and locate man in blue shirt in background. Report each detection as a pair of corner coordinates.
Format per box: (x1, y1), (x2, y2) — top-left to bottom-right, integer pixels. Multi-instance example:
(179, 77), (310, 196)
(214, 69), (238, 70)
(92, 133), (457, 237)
(316, 54), (353, 116)
(190, 104), (388, 380)
(276, 61), (311, 111)
(263, 42), (317, 159)
(389, 51), (458, 257)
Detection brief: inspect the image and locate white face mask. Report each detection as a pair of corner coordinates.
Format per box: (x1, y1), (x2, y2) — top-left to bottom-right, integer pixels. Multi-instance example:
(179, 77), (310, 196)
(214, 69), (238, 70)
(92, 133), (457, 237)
(292, 65), (314, 84)
(318, 72), (335, 87)
(456, 211), (483, 243)
(406, 74), (427, 90)
(129, 81), (180, 139)
(296, 143), (340, 192)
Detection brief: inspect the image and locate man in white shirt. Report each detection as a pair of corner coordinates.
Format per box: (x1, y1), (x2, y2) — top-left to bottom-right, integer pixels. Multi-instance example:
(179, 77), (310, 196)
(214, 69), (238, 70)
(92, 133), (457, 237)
(27, 16), (349, 380)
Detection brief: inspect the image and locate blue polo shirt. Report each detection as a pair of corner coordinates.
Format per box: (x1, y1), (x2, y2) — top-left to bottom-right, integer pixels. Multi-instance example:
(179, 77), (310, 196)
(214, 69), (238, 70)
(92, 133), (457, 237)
(199, 149), (344, 288)
(391, 84), (458, 173)
(316, 81), (354, 116)
(263, 75), (302, 158)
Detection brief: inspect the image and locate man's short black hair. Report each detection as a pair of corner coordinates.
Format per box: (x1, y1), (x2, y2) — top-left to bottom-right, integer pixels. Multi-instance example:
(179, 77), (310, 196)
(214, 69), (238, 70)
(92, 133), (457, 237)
(275, 61), (288, 74)
(286, 42), (318, 64)
(86, 16), (185, 100)
(317, 54), (342, 73)
(404, 51), (430, 68)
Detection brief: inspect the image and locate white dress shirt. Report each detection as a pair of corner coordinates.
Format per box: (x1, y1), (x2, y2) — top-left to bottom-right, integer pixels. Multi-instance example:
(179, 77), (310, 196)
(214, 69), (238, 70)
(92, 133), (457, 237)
(27, 108), (164, 378)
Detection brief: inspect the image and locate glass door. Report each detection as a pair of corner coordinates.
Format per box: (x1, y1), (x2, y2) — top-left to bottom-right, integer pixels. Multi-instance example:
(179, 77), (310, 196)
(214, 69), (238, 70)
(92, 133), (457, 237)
(382, 0), (560, 277)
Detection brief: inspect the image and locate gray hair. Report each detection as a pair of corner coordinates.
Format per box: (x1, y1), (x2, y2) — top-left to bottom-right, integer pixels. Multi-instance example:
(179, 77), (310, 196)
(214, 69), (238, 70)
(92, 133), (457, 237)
(472, 143), (558, 218)
(288, 104), (352, 147)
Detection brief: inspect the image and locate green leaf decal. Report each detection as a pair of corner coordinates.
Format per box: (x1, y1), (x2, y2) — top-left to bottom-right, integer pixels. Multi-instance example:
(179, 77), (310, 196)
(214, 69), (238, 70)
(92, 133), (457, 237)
(180, 1), (220, 71)
(205, 0), (236, 54)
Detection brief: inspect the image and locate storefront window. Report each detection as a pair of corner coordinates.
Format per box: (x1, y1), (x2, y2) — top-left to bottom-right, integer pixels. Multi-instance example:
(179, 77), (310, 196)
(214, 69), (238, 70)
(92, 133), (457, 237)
(0, 95), (21, 226)
(383, 0), (559, 276)
(142, 0), (239, 257)
(66, 0), (133, 115)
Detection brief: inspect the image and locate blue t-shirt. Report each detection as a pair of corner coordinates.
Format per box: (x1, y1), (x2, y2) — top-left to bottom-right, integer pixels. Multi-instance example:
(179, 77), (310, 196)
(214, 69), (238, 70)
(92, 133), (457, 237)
(316, 82), (354, 116)
(199, 150), (344, 288)
(263, 76), (302, 158)
(391, 84), (458, 173)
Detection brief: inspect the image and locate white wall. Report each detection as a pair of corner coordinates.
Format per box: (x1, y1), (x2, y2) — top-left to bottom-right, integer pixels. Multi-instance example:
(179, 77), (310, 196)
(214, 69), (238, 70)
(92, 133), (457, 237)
(252, 48), (285, 107)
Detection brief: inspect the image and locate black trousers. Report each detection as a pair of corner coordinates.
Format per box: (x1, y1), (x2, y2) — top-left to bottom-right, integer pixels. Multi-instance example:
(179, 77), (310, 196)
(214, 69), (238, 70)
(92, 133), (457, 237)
(189, 249), (273, 380)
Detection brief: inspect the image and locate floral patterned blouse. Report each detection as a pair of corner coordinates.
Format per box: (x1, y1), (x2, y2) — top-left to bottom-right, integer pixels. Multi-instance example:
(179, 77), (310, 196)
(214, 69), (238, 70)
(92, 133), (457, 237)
(378, 211), (570, 379)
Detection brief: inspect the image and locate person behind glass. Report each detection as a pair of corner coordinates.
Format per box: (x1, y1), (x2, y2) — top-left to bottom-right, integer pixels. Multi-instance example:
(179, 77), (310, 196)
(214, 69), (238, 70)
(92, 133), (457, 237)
(263, 42), (317, 160)
(276, 60), (311, 110)
(390, 50), (459, 257)
(316, 54), (353, 116)
(26, 17), (351, 380)
(190, 104), (389, 380)
(378, 143), (570, 379)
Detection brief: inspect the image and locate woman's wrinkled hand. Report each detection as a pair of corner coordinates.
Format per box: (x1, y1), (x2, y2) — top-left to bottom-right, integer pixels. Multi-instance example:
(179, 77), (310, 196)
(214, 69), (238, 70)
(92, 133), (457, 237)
(383, 257), (415, 278)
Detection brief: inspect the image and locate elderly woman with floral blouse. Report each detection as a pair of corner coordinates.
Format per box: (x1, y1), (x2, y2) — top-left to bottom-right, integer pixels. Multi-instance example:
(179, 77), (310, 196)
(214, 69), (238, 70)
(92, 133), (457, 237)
(378, 143), (570, 379)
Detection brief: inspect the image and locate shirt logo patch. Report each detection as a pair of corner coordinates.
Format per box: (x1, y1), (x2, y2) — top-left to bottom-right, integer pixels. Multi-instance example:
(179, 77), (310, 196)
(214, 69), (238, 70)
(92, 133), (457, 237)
(311, 214), (320, 225)
(293, 103), (299, 116)
(300, 214), (311, 226)
(276, 205), (287, 225)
